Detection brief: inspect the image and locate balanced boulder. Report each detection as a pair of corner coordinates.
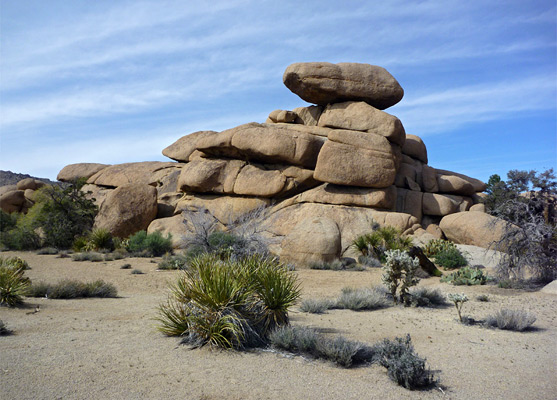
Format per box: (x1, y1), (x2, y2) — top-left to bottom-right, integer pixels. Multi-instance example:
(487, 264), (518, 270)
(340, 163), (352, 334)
(283, 62), (404, 109)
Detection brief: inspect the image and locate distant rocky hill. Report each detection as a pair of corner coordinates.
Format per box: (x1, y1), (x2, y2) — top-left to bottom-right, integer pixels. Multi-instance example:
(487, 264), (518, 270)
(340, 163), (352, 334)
(0, 170), (58, 187)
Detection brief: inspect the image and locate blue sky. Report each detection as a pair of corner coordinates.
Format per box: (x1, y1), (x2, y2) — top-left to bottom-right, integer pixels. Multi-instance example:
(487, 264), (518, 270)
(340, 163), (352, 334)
(1, 0), (555, 183)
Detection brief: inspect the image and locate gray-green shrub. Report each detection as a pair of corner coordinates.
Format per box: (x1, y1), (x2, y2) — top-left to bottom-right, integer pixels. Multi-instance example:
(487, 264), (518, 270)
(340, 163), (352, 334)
(335, 287), (390, 311)
(28, 280), (117, 299)
(485, 309), (536, 331)
(71, 252), (104, 262)
(269, 325), (375, 368)
(374, 334), (436, 390)
(299, 298), (335, 314)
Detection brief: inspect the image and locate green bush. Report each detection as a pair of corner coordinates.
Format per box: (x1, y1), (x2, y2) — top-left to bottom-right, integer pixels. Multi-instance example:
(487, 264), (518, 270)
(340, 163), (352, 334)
(131, 269), (144, 275)
(382, 250), (420, 304)
(422, 239), (457, 258)
(374, 334), (436, 390)
(23, 179), (97, 249)
(0, 210), (17, 232)
(0, 226), (41, 250)
(441, 266), (488, 286)
(352, 226), (413, 263)
(157, 253), (300, 349)
(28, 279), (117, 299)
(485, 309), (536, 331)
(126, 231), (173, 257)
(0, 257), (30, 306)
(433, 246), (468, 269)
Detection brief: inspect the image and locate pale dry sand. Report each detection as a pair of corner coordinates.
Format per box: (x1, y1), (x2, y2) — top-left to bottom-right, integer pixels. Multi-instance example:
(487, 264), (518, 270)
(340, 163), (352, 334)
(1, 251), (556, 400)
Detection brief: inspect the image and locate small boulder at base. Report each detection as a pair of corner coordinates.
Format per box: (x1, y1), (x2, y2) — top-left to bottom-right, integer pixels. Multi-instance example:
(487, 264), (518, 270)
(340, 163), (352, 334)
(283, 62), (404, 109)
(280, 217), (341, 266)
(147, 215), (188, 248)
(94, 184), (158, 238)
(439, 211), (510, 249)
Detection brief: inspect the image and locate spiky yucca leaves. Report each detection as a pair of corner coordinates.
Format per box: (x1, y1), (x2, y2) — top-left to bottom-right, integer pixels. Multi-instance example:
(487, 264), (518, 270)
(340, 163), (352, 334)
(352, 226), (413, 262)
(86, 228), (114, 251)
(0, 260), (30, 306)
(157, 253), (300, 349)
(0, 256), (30, 270)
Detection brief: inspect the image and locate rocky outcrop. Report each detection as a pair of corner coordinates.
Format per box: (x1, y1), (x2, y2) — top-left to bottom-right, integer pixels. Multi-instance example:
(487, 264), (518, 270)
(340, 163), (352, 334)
(0, 178), (49, 214)
(56, 61), (489, 260)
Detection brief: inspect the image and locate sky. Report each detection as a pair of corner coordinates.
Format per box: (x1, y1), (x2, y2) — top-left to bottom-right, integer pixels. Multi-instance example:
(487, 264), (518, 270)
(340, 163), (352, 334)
(1, 0), (555, 183)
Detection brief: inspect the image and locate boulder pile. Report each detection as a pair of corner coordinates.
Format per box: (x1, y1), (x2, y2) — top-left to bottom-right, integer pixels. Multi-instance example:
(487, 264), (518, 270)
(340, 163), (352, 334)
(0, 178), (48, 213)
(53, 62), (494, 264)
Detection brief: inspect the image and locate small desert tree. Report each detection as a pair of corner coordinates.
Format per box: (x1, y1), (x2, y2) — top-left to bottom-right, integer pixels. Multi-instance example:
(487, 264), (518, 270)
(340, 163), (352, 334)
(486, 169), (556, 282)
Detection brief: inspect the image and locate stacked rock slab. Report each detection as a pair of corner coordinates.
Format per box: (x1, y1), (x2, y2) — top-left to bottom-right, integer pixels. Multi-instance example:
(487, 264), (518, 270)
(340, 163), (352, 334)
(56, 62), (489, 264)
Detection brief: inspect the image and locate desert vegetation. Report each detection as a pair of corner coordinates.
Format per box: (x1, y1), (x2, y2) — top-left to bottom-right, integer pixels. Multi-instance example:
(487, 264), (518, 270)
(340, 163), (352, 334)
(28, 279), (117, 299)
(157, 253), (301, 349)
(0, 256), (30, 306)
(485, 168), (556, 282)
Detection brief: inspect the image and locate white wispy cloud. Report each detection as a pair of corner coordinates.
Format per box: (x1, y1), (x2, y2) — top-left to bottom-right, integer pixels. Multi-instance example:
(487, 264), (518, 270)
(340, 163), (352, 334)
(392, 75), (556, 135)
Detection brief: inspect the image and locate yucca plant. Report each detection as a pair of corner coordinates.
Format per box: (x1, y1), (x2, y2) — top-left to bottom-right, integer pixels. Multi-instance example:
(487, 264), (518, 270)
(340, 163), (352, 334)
(352, 226), (413, 262)
(0, 258), (30, 306)
(157, 253), (300, 349)
(86, 228), (114, 251)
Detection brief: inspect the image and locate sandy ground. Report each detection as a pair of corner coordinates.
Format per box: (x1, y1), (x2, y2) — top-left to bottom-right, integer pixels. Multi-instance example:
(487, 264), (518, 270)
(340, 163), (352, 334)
(1, 250), (556, 400)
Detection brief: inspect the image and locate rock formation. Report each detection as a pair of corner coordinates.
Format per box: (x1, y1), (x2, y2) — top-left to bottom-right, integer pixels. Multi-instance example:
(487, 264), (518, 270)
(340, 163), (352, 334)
(51, 62), (494, 264)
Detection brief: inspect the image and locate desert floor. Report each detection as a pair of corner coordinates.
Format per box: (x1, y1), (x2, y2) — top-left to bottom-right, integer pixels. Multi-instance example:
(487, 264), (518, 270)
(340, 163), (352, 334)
(1, 250), (556, 400)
